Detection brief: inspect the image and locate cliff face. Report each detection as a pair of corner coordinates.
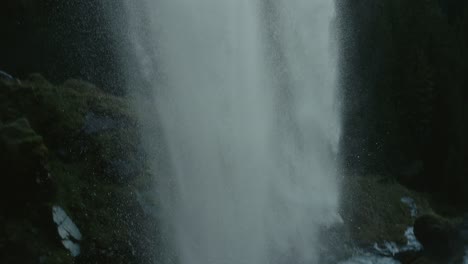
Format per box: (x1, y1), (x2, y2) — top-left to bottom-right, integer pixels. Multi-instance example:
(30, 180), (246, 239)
(340, 0), (468, 206)
(0, 0), (126, 94)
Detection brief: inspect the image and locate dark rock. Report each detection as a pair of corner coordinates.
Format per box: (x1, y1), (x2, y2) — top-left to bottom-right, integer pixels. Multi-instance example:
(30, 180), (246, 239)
(0, 0), (127, 94)
(0, 118), (47, 158)
(399, 160), (424, 186)
(459, 214), (468, 242)
(0, 75), (152, 263)
(0, 117), (69, 263)
(0, 70), (14, 81)
(0, 118), (53, 208)
(394, 251), (438, 264)
(341, 175), (432, 245)
(105, 158), (140, 184)
(82, 112), (121, 135)
(414, 214), (464, 262)
(340, 0), (468, 207)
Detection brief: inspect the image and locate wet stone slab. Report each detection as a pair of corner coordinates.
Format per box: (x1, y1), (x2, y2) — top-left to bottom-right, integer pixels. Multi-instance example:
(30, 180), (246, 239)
(52, 206), (82, 257)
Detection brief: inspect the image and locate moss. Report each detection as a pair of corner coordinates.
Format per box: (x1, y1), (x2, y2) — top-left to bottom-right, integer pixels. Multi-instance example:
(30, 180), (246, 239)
(0, 118), (47, 158)
(48, 146), (142, 263)
(0, 75), (149, 263)
(42, 251), (75, 264)
(342, 175), (432, 245)
(2, 210), (73, 264)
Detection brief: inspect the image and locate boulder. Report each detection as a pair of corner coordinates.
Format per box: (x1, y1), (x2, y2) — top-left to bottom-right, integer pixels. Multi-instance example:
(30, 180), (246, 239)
(341, 175), (432, 245)
(413, 214), (464, 262)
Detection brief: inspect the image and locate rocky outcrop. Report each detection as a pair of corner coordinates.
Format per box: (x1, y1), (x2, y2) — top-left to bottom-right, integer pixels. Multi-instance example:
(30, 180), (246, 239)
(0, 118), (52, 208)
(0, 117), (64, 263)
(0, 75), (156, 264)
(341, 175), (432, 246)
(0, 0), (126, 94)
(340, 0), (468, 206)
(413, 214), (464, 262)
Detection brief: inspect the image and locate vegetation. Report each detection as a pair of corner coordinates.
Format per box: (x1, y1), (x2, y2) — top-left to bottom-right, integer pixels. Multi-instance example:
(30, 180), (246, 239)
(0, 76), (157, 263)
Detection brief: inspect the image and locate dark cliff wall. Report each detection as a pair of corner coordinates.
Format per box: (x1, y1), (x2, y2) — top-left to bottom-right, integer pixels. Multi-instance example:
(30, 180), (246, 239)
(0, 0), (126, 94)
(340, 0), (468, 205)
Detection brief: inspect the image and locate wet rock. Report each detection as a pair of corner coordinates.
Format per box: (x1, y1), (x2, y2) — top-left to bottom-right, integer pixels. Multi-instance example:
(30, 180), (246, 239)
(0, 75), (149, 263)
(0, 70), (14, 81)
(52, 206), (82, 257)
(401, 197), (418, 218)
(413, 214), (464, 261)
(339, 253), (400, 264)
(105, 158), (140, 184)
(82, 112), (121, 135)
(341, 175), (432, 245)
(394, 251), (438, 264)
(459, 214), (468, 242)
(0, 118), (52, 208)
(135, 190), (159, 219)
(0, 117), (71, 263)
(0, 118), (47, 158)
(399, 160), (424, 185)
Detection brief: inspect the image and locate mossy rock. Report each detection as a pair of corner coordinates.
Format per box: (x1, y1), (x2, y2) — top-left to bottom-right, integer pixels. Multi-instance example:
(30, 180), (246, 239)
(0, 118), (52, 208)
(0, 74), (141, 182)
(0, 75), (154, 263)
(414, 214), (464, 261)
(0, 118), (47, 159)
(0, 116), (74, 263)
(342, 175), (432, 245)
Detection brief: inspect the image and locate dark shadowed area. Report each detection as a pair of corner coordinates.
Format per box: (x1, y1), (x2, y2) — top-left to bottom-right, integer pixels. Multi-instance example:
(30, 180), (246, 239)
(0, 0), (128, 94)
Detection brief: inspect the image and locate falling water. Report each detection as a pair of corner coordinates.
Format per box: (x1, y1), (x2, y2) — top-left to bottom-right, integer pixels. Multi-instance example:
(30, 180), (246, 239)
(126, 0), (340, 263)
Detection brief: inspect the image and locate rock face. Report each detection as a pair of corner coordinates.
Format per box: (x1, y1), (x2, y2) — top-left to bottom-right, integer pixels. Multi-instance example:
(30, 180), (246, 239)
(0, 0), (127, 94)
(0, 118), (52, 209)
(0, 75), (157, 264)
(414, 214), (464, 262)
(339, 0), (468, 206)
(341, 175), (432, 246)
(0, 117), (61, 263)
(0, 70), (14, 81)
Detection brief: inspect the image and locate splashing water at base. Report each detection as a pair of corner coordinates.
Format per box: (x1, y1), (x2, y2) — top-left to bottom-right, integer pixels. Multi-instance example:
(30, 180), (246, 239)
(126, 1), (340, 263)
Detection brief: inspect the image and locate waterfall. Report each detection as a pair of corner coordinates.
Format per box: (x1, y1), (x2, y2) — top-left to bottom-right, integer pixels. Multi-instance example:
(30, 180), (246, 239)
(125, 0), (341, 263)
